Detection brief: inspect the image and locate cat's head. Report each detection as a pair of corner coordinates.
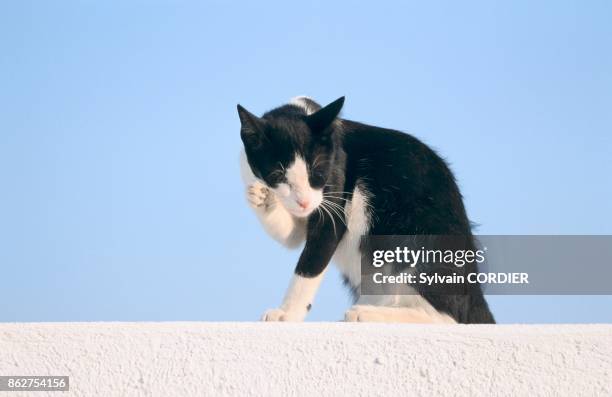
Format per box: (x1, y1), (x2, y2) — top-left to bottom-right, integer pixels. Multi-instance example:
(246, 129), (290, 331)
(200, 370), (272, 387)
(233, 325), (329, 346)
(238, 96), (344, 218)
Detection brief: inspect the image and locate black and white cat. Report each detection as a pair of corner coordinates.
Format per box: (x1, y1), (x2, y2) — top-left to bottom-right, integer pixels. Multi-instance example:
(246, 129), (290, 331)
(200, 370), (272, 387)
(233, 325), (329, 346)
(238, 96), (495, 324)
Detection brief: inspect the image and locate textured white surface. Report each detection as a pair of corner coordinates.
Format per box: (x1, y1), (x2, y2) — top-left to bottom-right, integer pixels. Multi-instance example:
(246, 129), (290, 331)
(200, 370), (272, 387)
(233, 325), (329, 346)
(1, 323), (611, 396)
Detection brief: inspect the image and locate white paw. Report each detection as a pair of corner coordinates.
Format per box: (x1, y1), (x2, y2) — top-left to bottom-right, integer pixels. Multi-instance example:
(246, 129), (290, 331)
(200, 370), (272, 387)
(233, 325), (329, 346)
(344, 305), (389, 322)
(261, 308), (306, 322)
(344, 305), (454, 323)
(247, 182), (274, 211)
(344, 305), (376, 322)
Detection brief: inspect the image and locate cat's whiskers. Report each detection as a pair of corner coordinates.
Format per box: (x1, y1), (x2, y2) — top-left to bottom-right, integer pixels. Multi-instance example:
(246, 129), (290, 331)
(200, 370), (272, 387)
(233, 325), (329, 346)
(323, 194), (350, 202)
(315, 206), (324, 228)
(326, 207), (348, 230)
(323, 199), (347, 217)
(320, 199), (347, 230)
(318, 201), (338, 237)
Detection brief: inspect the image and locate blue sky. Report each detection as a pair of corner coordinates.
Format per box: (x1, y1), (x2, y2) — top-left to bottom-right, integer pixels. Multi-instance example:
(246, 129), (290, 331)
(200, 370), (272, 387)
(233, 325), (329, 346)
(1, 1), (611, 322)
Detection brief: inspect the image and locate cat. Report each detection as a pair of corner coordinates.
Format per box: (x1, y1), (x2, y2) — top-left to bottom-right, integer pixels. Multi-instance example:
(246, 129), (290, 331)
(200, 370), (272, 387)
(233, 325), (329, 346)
(238, 96), (495, 323)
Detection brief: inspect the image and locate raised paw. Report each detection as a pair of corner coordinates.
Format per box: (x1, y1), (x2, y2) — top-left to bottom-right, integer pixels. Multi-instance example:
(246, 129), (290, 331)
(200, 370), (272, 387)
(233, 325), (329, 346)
(247, 182), (274, 210)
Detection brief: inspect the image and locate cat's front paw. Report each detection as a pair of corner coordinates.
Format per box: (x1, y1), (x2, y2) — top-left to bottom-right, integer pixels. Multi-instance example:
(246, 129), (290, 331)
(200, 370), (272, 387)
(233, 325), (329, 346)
(247, 182), (275, 211)
(261, 308), (305, 322)
(344, 306), (383, 322)
(344, 305), (390, 322)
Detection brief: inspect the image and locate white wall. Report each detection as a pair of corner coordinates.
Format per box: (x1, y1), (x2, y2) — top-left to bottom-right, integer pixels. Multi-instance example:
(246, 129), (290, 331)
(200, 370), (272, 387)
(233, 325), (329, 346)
(1, 323), (611, 396)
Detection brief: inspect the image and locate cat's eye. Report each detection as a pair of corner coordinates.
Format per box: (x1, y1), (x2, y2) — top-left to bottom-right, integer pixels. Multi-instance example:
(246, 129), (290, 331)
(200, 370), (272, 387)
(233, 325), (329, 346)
(266, 170), (285, 185)
(310, 171), (326, 187)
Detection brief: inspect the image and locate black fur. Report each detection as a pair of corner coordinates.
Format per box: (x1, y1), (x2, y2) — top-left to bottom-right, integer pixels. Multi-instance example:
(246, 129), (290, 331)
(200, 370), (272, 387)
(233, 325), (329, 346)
(238, 97), (495, 324)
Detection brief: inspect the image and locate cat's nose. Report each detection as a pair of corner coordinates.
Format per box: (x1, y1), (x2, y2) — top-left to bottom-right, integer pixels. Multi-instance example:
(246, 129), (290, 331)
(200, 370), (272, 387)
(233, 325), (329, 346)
(297, 199), (310, 209)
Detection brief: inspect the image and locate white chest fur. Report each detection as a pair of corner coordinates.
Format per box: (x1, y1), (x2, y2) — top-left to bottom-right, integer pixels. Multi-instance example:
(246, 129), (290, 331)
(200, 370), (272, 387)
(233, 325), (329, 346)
(332, 185), (372, 289)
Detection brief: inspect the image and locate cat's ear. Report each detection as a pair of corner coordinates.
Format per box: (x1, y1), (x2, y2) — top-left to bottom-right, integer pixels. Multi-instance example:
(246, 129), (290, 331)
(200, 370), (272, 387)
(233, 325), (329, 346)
(237, 104), (267, 146)
(305, 96), (345, 133)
